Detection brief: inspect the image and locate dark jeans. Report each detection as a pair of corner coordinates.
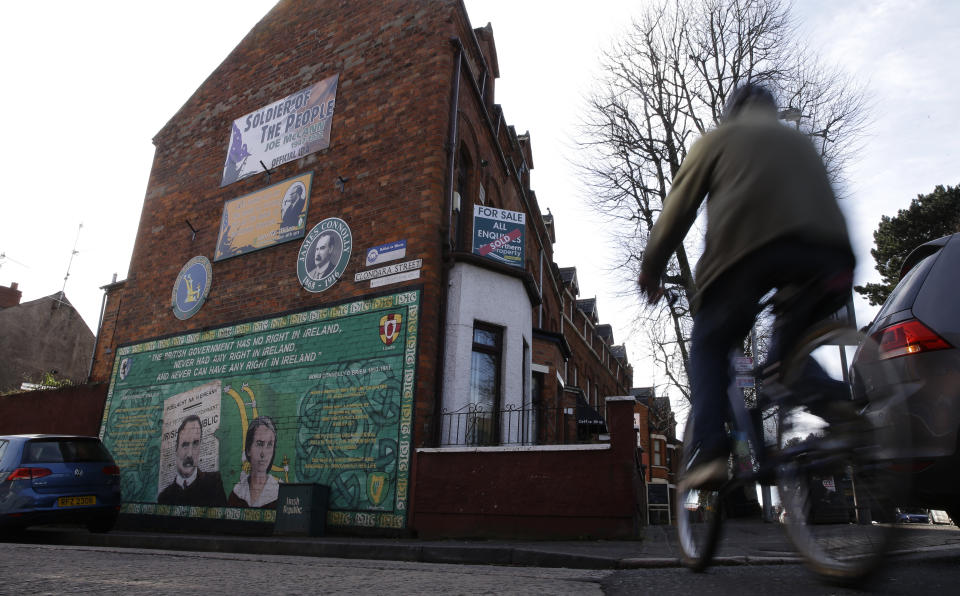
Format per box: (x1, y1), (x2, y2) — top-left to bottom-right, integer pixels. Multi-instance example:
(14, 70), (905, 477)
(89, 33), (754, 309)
(687, 239), (853, 455)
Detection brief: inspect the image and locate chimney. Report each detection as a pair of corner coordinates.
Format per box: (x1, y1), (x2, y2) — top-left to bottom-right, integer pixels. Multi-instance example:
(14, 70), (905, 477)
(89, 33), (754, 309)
(0, 282), (22, 308)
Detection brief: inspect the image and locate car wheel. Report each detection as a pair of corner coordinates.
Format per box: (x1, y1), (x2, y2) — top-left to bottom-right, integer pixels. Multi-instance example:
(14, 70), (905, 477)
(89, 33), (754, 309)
(86, 513), (117, 534)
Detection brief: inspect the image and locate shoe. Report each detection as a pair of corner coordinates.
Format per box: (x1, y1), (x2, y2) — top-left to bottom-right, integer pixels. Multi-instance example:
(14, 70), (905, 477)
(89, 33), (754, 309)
(680, 444), (729, 491)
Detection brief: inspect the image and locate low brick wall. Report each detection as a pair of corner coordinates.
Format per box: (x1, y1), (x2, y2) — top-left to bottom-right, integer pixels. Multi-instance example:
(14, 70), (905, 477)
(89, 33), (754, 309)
(412, 397), (643, 539)
(0, 383), (108, 435)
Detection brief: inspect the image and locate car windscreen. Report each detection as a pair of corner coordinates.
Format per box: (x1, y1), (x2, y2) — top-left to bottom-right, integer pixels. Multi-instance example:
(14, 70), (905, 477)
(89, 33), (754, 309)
(876, 251), (939, 320)
(22, 439), (113, 464)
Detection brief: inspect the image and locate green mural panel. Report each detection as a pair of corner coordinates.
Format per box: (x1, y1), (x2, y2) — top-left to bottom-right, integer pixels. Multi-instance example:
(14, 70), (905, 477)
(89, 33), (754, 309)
(100, 290), (419, 530)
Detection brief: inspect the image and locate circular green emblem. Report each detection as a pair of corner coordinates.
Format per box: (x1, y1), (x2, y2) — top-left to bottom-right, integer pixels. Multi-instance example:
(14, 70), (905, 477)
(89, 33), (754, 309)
(297, 217), (352, 293)
(172, 256), (212, 320)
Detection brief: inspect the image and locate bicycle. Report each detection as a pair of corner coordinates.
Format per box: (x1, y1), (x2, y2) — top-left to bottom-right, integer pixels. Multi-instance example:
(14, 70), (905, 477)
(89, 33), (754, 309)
(674, 284), (910, 584)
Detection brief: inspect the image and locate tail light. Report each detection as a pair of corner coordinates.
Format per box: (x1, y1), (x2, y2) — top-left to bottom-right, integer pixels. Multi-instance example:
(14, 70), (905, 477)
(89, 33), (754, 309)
(102, 465), (121, 476)
(6, 467), (53, 481)
(872, 319), (952, 360)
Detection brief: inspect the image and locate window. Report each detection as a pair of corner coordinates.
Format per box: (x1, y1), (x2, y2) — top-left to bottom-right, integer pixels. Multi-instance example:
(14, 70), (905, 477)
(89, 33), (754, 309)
(532, 372), (544, 406)
(468, 322), (503, 444)
(457, 150), (471, 202)
(878, 252), (938, 319)
(23, 439), (112, 463)
(454, 149), (473, 250)
(653, 440), (662, 466)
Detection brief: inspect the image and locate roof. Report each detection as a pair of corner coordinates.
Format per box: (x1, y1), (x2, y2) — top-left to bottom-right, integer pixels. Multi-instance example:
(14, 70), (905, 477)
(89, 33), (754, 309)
(0, 292), (95, 392)
(576, 298), (598, 322)
(610, 345), (628, 361)
(596, 324), (614, 344)
(630, 387), (655, 404)
(558, 267), (578, 295)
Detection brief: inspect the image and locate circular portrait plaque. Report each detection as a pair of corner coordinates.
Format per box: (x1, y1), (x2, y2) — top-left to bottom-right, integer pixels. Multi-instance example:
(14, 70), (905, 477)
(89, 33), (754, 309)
(297, 217), (352, 293)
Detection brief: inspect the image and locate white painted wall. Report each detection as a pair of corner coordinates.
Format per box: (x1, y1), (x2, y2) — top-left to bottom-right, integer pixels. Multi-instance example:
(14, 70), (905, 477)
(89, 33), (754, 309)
(441, 262), (533, 445)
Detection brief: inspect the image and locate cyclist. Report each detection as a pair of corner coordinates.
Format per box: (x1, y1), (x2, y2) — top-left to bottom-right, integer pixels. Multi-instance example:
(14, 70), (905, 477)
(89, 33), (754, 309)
(637, 82), (855, 490)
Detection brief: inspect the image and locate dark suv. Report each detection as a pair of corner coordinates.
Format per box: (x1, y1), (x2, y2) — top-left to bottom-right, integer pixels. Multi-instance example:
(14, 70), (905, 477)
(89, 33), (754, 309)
(858, 233), (960, 520)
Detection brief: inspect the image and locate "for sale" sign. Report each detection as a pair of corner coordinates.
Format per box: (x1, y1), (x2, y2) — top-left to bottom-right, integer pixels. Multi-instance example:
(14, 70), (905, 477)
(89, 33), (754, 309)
(472, 205), (525, 267)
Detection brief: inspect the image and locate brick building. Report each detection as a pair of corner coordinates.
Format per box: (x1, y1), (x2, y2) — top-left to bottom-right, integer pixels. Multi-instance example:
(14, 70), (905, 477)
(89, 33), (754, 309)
(632, 387), (681, 524)
(90, 0), (636, 536)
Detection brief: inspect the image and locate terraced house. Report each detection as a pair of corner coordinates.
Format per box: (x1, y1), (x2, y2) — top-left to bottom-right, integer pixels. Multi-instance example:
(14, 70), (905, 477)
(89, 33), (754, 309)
(87, 0), (653, 538)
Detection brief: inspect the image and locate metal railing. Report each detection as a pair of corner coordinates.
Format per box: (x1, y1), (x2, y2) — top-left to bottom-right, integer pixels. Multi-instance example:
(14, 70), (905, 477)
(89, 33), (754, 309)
(433, 402), (602, 447)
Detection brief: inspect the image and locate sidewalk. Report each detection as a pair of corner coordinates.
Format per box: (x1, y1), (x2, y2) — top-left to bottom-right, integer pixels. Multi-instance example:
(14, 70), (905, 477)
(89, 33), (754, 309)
(12, 520), (960, 570)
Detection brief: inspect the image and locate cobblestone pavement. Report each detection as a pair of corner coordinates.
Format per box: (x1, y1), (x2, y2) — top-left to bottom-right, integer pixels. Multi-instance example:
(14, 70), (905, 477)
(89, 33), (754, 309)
(0, 543), (612, 596)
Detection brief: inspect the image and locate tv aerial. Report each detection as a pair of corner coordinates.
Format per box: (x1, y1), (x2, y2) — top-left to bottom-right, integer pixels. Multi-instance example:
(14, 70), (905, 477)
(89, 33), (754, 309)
(0, 251), (28, 271)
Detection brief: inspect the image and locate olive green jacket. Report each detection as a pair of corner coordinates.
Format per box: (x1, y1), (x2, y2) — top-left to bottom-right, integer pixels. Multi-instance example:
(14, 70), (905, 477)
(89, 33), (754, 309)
(641, 108), (853, 298)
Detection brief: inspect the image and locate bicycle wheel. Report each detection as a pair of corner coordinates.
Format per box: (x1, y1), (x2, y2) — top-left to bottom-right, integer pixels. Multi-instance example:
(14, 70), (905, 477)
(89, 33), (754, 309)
(774, 325), (910, 584)
(675, 415), (723, 571)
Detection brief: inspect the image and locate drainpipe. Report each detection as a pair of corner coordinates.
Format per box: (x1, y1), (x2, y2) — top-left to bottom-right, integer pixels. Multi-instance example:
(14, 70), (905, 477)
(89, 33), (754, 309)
(538, 250), (543, 328)
(431, 38), (463, 446)
(86, 274), (115, 382)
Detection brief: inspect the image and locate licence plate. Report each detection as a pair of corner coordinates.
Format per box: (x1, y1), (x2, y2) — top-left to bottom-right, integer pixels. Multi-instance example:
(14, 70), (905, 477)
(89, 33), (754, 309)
(57, 495), (96, 507)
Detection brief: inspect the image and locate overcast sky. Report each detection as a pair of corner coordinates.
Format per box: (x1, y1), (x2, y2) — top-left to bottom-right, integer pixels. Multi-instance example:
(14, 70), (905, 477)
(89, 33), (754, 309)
(1, 1), (957, 394)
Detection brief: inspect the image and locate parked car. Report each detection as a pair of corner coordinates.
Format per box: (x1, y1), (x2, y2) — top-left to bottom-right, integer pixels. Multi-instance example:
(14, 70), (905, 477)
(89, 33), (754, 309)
(853, 233), (960, 522)
(895, 508), (931, 524)
(0, 435), (122, 532)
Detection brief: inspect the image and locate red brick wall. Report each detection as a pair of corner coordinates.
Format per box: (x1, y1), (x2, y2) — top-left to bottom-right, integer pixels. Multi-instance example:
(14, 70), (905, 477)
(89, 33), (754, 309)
(83, 0), (643, 537)
(0, 384), (108, 436)
(562, 309), (631, 410)
(89, 282), (126, 383)
(412, 398), (642, 538)
(90, 0), (471, 446)
(635, 402), (651, 469)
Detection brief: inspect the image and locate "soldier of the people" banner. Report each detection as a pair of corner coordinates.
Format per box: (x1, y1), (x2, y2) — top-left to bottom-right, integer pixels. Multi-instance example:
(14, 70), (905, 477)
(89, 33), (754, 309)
(221, 75), (339, 187)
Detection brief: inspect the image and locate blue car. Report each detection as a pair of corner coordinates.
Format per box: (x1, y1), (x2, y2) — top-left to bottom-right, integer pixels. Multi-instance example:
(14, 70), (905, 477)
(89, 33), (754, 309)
(895, 508), (931, 524)
(0, 435), (122, 532)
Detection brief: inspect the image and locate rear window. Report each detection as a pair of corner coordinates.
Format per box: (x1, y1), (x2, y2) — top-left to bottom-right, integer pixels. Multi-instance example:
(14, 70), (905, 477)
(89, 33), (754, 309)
(22, 439), (113, 464)
(0, 439), (8, 463)
(876, 251), (939, 319)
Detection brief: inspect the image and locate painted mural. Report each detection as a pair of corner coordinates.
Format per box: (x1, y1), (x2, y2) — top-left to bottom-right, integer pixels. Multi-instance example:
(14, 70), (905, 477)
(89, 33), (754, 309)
(215, 173), (313, 261)
(100, 290), (420, 530)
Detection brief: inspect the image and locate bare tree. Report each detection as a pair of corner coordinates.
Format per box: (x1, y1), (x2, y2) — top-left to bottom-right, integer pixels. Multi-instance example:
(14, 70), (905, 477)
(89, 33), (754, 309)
(579, 0), (868, 403)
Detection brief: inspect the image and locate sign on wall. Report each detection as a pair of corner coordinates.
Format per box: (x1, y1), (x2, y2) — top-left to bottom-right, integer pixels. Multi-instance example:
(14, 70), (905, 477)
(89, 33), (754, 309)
(215, 173), (313, 261)
(221, 74), (339, 187)
(365, 240), (406, 267)
(355, 259), (422, 289)
(472, 205), (525, 267)
(100, 290), (421, 531)
(297, 218), (352, 293)
(171, 256), (212, 320)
